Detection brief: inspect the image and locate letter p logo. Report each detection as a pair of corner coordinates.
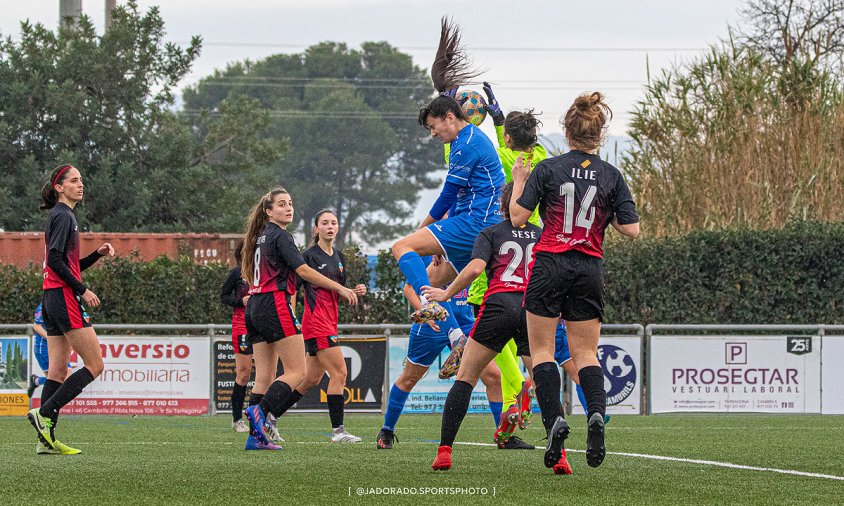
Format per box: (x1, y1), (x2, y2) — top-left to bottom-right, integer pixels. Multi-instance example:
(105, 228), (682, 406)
(725, 343), (747, 364)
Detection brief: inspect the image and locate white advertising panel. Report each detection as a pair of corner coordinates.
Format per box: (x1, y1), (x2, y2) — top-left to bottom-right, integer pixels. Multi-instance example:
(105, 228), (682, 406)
(388, 338), (489, 414)
(821, 336), (844, 414)
(32, 336), (210, 415)
(565, 336), (642, 415)
(650, 335), (821, 413)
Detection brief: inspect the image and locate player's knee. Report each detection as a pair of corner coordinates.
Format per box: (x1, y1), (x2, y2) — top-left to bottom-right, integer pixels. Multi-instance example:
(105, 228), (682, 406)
(391, 240), (408, 260)
(397, 370), (422, 390)
(331, 368), (347, 385)
(235, 367), (251, 384)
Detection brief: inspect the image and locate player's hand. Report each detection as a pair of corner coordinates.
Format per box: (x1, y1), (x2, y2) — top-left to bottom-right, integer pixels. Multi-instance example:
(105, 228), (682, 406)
(81, 289), (100, 308)
(353, 284), (367, 296)
(426, 320), (441, 332)
(338, 287), (359, 306)
(420, 285), (448, 303)
(441, 87), (468, 105)
(512, 152), (533, 184)
(241, 295), (250, 306)
(482, 81), (503, 120)
(96, 243), (115, 256)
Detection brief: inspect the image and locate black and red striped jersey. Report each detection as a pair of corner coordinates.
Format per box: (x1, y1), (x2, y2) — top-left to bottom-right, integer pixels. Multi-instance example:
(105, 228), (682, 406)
(42, 203), (81, 290)
(517, 151), (638, 258)
(247, 222), (305, 296)
(299, 245), (346, 338)
(471, 220), (542, 297)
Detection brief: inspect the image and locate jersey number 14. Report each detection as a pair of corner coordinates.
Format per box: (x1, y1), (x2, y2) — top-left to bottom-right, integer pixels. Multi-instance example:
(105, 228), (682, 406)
(560, 183), (597, 234)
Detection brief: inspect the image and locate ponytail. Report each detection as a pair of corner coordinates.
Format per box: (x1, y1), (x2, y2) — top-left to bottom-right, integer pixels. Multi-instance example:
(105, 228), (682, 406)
(241, 187), (289, 283)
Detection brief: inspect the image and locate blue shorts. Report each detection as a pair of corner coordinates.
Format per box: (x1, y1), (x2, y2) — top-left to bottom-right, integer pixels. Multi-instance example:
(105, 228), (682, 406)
(426, 213), (498, 272)
(554, 322), (572, 365)
(405, 319), (475, 368)
(33, 334), (50, 372)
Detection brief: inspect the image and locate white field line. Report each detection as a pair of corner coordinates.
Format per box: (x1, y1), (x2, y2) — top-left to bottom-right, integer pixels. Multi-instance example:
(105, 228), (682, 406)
(5, 439), (843, 481)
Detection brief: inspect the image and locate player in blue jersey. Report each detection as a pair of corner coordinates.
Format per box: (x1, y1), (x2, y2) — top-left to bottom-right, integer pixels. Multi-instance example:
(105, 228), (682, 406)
(376, 266), (505, 449)
(392, 17), (504, 380)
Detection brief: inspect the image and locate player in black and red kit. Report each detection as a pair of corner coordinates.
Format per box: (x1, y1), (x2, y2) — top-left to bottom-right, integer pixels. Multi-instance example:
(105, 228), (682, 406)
(220, 241), (252, 433)
(241, 188), (358, 451)
(511, 92), (639, 471)
(421, 183), (548, 470)
(271, 210), (368, 442)
(27, 164), (115, 455)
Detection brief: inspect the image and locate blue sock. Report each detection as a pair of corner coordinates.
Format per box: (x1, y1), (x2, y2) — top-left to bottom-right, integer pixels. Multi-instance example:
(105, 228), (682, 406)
(382, 384), (410, 432)
(38, 376), (47, 386)
(576, 384), (588, 414)
(488, 401), (503, 426)
(398, 252), (431, 294)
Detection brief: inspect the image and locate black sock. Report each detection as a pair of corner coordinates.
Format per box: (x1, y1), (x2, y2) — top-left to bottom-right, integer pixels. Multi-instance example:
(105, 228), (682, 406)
(248, 393), (264, 407)
(259, 380), (292, 418)
(327, 394), (344, 428)
(533, 362), (564, 433)
(440, 380), (474, 447)
(231, 382), (248, 422)
(39, 368), (95, 421)
(40, 379), (63, 425)
(578, 365), (606, 418)
(273, 389), (303, 418)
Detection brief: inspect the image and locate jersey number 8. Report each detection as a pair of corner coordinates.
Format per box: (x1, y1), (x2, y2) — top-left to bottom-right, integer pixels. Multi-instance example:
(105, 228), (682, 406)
(253, 249), (261, 286)
(499, 241), (535, 284)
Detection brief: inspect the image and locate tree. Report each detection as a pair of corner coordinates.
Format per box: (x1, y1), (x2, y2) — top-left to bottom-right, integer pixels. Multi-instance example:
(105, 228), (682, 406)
(0, 1), (283, 232)
(738, 0), (844, 69)
(182, 42), (443, 245)
(621, 0), (844, 237)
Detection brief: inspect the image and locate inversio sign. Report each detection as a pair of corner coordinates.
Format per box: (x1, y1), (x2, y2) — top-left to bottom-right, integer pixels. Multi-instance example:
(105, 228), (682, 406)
(650, 336), (821, 413)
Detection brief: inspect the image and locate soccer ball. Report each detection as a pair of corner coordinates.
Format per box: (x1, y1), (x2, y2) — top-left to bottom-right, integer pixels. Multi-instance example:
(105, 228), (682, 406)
(456, 90), (487, 126)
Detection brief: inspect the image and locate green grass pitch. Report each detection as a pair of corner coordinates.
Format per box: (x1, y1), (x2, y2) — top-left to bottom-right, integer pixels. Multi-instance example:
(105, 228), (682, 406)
(1, 413), (841, 505)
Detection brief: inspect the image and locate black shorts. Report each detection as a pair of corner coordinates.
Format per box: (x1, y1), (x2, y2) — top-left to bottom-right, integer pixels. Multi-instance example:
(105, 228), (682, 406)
(304, 335), (339, 356)
(245, 292), (301, 344)
(42, 287), (92, 336)
(232, 333), (253, 355)
(524, 251), (604, 321)
(470, 292), (530, 356)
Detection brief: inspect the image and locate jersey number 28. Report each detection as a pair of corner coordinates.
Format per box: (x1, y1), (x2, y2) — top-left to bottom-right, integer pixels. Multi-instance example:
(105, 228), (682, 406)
(499, 241), (535, 284)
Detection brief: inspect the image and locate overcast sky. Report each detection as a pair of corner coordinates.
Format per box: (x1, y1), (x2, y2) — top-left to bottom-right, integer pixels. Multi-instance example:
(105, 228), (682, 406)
(3, 0), (746, 137)
(2, 1), (746, 235)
